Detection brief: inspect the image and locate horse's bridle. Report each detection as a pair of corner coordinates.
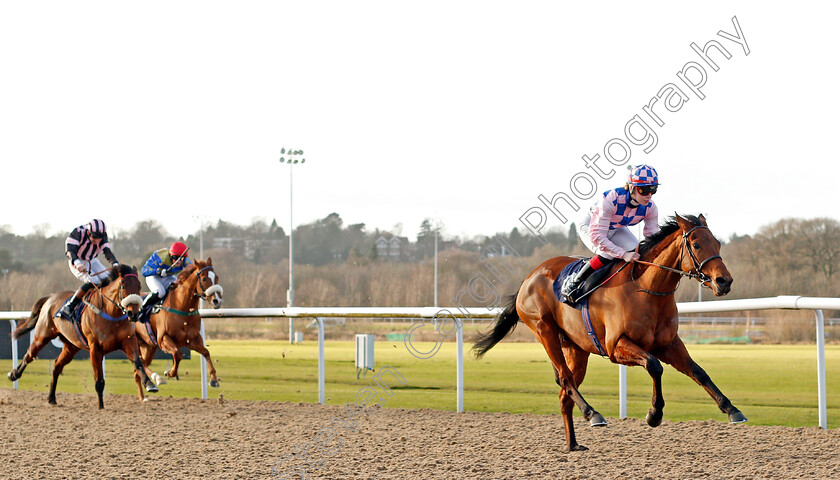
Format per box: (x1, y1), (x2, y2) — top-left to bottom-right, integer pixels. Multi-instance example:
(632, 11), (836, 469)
(194, 265), (223, 301)
(87, 271), (140, 320)
(631, 225), (721, 296)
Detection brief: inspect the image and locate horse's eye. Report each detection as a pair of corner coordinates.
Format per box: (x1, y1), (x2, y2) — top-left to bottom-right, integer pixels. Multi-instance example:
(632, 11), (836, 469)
(692, 242), (701, 249)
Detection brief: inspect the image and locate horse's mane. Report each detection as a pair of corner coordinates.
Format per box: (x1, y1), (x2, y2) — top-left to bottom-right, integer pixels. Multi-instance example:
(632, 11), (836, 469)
(637, 215), (703, 256)
(176, 263), (198, 282)
(97, 264), (136, 288)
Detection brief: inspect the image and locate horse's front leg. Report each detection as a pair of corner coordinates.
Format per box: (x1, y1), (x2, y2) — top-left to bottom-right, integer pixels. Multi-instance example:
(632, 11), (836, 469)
(189, 336), (220, 388)
(612, 336), (665, 427)
(90, 345), (106, 409)
(653, 335), (747, 424)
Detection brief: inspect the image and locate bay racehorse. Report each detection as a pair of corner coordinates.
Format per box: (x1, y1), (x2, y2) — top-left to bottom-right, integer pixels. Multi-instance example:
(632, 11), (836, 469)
(7, 264), (158, 408)
(135, 258), (223, 387)
(473, 214), (746, 451)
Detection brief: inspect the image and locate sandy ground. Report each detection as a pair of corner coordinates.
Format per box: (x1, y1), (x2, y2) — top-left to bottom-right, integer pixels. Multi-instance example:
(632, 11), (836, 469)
(1, 388), (839, 480)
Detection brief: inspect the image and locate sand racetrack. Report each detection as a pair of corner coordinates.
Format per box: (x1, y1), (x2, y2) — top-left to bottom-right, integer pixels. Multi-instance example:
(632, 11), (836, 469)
(1, 389), (839, 479)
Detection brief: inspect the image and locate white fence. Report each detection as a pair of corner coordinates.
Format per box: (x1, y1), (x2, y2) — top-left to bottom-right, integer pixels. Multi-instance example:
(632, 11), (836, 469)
(3, 296), (838, 429)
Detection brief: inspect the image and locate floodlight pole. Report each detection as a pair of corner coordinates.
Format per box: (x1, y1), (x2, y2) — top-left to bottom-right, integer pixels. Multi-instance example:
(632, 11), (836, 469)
(280, 148), (305, 344)
(434, 229), (438, 307)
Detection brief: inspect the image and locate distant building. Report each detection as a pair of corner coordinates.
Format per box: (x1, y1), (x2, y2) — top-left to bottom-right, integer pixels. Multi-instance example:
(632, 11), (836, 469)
(375, 235), (411, 261)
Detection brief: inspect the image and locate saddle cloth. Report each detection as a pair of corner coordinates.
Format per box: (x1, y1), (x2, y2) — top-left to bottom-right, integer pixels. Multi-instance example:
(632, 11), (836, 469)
(552, 259), (611, 356)
(55, 296), (90, 348)
(552, 258), (614, 307)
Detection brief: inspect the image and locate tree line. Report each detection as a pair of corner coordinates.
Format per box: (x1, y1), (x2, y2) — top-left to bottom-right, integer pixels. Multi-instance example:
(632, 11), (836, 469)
(1, 215), (838, 315)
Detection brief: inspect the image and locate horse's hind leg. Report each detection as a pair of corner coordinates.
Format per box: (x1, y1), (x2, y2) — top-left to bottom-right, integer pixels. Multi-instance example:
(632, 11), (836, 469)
(612, 336), (665, 427)
(160, 334), (182, 380)
(533, 320), (600, 451)
(48, 343), (80, 405)
(8, 335), (53, 381)
(653, 335), (747, 424)
(122, 336), (158, 401)
(139, 339), (165, 386)
(561, 342), (605, 427)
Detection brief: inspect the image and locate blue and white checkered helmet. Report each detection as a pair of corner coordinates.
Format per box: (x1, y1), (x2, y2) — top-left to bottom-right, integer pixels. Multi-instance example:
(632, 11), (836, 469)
(628, 165), (659, 186)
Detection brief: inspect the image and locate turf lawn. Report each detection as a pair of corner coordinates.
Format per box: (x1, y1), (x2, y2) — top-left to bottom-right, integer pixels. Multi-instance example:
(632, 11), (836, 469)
(3, 340), (838, 428)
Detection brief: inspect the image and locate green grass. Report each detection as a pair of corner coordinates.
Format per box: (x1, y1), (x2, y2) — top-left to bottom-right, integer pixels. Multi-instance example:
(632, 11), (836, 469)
(4, 341), (839, 428)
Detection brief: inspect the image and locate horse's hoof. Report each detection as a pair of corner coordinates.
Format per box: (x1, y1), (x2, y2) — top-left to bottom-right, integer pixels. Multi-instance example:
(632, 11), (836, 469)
(729, 411), (748, 424)
(589, 413), (607, 427)
(646, 410), (663, 427)
(7, 371), (17, 382)
(151, 373), (167, 385)
(209, 380), (220, 388)
(569, 444), (589, 452)
(145, 383), (159, 393)
(48, 399), (57, 405)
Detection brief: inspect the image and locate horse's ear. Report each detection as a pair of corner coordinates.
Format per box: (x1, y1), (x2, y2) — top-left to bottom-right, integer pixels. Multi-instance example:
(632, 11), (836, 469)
(206, 257), (212, 265)
(675, 213), (692, 232)
(698, 214), (707, 225)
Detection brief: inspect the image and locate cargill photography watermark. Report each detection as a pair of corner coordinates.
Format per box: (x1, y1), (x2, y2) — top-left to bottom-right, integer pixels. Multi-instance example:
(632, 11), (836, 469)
(519, 16), (749, 244)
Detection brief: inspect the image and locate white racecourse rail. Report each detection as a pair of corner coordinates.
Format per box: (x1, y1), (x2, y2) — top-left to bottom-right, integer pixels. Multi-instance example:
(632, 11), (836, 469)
(3, 296), (837, 429)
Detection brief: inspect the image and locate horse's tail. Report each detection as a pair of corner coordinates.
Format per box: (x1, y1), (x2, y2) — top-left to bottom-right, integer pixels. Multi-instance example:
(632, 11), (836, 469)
(472, 291), (520, 359)
(12, 297), (48, 340)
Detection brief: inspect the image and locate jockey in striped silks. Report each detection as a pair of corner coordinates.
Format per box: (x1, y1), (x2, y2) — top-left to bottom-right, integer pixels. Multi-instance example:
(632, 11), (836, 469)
(57, 219), (122, 320)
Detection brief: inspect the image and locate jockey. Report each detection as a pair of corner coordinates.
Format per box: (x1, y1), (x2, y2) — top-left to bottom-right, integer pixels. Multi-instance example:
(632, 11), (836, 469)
(561, 164), (660, 302)
(57, 219), (121, 320)
(140, 241), (192, 313)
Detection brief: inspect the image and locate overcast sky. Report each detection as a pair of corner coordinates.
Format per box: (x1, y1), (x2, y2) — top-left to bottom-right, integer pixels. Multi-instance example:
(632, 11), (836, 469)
(1, 2), (837, 243)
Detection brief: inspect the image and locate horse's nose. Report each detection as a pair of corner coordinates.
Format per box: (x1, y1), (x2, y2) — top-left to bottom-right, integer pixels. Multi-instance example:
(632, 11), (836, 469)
(715, 276), (732, 294)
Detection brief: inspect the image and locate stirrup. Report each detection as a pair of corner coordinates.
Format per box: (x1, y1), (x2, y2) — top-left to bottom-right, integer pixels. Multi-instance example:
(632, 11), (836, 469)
(561, 276), (580, 299)
(57, 304), (74, 320)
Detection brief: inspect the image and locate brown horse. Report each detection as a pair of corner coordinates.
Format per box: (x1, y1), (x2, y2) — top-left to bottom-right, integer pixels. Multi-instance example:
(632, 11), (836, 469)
(473, 214), (746, 451)
(135, 258), (223, 387)
(7, 265), (158, 408)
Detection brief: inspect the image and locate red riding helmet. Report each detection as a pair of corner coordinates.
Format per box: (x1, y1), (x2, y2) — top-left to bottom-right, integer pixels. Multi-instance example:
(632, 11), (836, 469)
(169, 242), (189, 258)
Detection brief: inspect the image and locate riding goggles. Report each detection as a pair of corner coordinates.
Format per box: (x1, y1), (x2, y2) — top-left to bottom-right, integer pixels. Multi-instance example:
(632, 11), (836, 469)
(637, 185), (658, 196)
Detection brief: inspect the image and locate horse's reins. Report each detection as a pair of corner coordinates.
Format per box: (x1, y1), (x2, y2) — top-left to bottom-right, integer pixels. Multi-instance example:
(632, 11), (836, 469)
(83, 263), (137, 319)
(574, 261), (631, 302)
(631, 225), (721, 296)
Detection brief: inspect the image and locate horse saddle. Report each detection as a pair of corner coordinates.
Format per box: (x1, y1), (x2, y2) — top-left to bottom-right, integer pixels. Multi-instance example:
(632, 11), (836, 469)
(553, 258), (616, 307)
(55, 296), (87, 324)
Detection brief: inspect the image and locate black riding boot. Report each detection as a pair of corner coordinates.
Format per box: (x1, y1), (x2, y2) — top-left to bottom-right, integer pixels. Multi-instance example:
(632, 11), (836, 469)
(141, 292), (162, 310)
(138, 292), (163, 323)
(561, 263), (597, 303)
(57, 283), (92, 320)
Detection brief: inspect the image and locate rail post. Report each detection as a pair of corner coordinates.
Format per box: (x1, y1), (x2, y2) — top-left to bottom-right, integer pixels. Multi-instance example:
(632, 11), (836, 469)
(815, 309), (827, 429)
(10, 320), (18, 390)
